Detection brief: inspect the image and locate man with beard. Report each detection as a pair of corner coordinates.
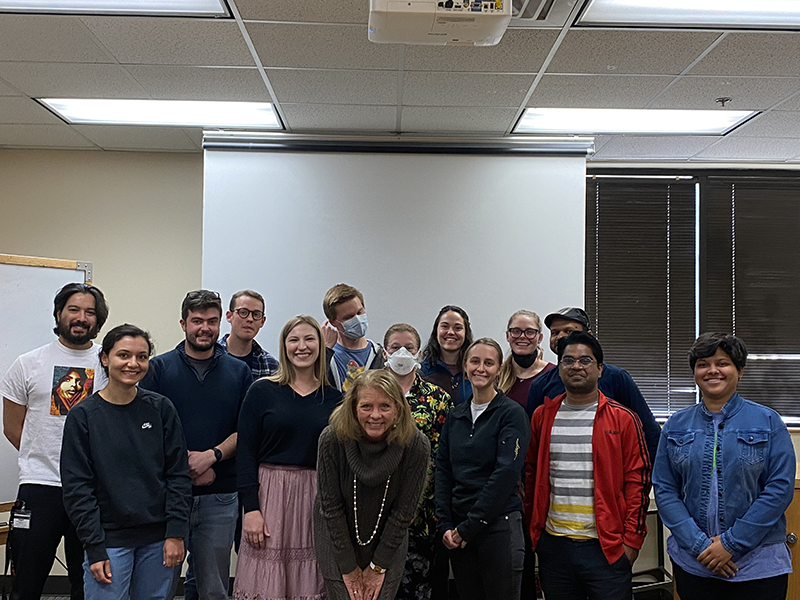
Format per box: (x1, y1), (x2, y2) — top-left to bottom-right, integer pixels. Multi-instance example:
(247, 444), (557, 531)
(1, 282), (109, 600)
(524, 331), (651, 600)
(139, 290), (252, 600)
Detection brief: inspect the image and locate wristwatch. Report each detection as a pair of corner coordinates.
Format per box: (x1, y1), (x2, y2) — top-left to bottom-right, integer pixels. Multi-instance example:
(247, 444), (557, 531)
(369, 562), (386, 574)
(212, 447), (222, 462)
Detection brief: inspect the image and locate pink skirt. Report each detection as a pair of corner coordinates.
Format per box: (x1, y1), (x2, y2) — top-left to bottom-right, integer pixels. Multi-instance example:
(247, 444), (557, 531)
(233, 464), (326, 600)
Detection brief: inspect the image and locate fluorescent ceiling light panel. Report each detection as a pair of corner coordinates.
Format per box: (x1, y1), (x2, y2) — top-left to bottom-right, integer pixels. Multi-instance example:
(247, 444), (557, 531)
(515, 108), (757, 135)
(40, 99), (282, 129)
(0, 0), (228, 17)
(577, 0), (800, 29)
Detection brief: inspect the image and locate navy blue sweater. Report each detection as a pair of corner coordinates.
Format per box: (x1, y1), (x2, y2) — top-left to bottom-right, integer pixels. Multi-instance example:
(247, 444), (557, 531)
(526, 362), (660, 463)
(61, 390), (191, 563)
(139, 342), (253, 495)
(435, 392), (530, 542)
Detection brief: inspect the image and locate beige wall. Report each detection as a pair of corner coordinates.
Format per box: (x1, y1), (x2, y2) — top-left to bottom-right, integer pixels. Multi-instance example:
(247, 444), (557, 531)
(0, 148), (203, 351)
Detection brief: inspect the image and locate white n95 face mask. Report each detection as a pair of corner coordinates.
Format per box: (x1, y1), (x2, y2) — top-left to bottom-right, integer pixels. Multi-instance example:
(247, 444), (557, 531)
(386, 347), (419, 376)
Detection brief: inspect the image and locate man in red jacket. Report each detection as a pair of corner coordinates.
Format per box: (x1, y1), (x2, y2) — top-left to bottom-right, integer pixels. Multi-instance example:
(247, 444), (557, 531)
(525, 330), (651, 600)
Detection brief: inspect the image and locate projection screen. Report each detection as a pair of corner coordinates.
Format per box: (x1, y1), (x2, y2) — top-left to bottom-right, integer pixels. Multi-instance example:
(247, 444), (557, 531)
(202, 149), (586, 361)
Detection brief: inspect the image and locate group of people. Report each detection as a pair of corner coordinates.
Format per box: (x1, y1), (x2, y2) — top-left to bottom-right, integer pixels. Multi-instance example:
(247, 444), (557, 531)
(0, 281), (795, 600)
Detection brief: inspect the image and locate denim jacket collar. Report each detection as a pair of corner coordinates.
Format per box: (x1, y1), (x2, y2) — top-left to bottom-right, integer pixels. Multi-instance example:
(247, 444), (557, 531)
(699, 392), (744, 420)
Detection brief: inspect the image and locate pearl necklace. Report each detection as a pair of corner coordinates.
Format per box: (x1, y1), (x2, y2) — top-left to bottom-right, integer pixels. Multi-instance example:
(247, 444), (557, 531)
(353, 474), (391, 546)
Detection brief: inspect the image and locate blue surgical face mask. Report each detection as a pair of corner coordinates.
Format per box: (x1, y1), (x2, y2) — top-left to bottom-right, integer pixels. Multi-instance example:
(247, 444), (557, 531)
(341, 313), (369, 340)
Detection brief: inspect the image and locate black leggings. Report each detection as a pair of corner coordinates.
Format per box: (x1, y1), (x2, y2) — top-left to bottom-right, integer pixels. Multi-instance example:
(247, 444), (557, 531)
(672, 561), (788, 600)
(11, 484), (84, 600)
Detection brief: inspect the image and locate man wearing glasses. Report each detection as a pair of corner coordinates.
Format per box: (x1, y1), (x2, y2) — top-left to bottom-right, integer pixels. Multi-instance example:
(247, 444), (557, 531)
(525, 331), (651, 600)
(526, 308), (659, 463)
(139, 290), (253, 600)
(219, 290), (279, 379)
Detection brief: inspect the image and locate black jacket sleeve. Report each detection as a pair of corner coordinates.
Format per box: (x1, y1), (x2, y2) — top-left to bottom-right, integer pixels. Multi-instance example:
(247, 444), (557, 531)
(237, 383), (265, 513)
(434, 414), (455, 533)
(161, 399), (192, 540)
(60, 406), (107, 564)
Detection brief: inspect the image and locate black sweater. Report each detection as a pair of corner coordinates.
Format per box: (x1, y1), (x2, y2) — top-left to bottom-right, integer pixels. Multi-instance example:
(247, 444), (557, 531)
(435, 391), (530, 542)
(60, 389), (192, 564)
(237, 379), (342, 513)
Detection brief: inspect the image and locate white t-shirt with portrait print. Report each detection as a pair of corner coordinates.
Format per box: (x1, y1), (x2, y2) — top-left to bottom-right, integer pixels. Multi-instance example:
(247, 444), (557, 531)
(0, 340), (107, 486)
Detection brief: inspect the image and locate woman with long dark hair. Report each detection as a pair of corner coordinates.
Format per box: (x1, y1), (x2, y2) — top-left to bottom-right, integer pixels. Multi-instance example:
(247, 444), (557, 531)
(419, 306), (474, 406)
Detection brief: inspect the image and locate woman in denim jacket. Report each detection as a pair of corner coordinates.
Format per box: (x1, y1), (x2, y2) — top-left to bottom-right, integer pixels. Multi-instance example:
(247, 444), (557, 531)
(653, 333), (795, 600)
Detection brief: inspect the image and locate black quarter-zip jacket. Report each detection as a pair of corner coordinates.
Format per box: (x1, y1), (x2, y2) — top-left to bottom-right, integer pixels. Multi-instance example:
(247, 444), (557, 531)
(435, 391), (530, 542)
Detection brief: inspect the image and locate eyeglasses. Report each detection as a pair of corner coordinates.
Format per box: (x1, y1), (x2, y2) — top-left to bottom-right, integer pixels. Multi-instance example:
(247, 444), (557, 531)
(560, 356), (595, 367)
(234, 308), (264, 320)
(508, 328), (540, 339)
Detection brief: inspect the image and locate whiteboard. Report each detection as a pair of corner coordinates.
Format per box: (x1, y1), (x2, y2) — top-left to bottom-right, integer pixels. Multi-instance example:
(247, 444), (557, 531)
(202, 150), (586, 360)
(0, 257), (88, 501)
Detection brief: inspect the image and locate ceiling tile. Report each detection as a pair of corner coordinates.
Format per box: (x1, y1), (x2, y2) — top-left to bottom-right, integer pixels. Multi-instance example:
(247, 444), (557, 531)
(403, 72), (533, 106)
(125, 66), (269, 101)
(281, 103), (396, 131)
(694, 136), (800, 161)
(247, 23), (399, 70)
(403, 29), (559, 73)
(0, 62), (149, 98)
(0, 124), (96, 148)
(591, 135), (718, 160)
(548, 30), (721, 75)
(401, 106), (517, 133)
(0, 78), (22, 96)
(649, 76), (800, 110)
(267, 69), (396, 105)
(689, 33), (800, 77)
(727, 112), (800, 138)
(528, 74), (672, 108)
(0, 14), (112, 63)
(81, 17), (254, 66)
(73, 125), (199, 151)
(237, 0), (368, 23)
(0, 97), (64, 125)
(774, 92), (800, 111)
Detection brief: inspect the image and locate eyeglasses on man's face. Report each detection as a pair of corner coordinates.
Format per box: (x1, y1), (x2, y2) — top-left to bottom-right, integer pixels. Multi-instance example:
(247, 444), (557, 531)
(508, 328), (540, 339)
(560, 356), (595, 367)
(234, 308), (264, 320)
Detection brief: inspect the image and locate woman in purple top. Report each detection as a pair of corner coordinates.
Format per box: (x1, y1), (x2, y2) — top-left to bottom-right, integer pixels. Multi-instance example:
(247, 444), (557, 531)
(497, 310), (555, 408)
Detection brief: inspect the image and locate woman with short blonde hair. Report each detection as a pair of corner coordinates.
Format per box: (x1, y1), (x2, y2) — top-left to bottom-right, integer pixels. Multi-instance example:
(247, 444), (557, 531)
(316, 369), (430, 600)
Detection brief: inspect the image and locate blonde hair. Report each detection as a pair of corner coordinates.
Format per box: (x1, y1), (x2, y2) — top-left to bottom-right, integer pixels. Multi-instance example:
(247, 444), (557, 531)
(328, 370), (416, 446)
(498, 310), (544, 393)
(322, 283), (365, 322)
(463, 338), (504, 391)
(268, 315), (329, 388)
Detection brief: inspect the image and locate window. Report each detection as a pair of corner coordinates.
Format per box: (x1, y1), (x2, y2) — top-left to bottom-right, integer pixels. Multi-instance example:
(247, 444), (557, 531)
(585, 176), (697, 417)
(588, 170), (800, 421)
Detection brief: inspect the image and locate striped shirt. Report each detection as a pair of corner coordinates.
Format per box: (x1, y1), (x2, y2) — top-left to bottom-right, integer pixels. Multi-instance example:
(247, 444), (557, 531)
(546, 400), (597, 539)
